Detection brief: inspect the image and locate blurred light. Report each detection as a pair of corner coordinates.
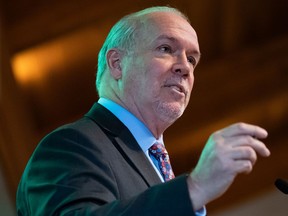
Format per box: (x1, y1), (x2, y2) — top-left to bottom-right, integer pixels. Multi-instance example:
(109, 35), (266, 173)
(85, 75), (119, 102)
(11, 26), (103, 87)
(12, 42), (65, 87)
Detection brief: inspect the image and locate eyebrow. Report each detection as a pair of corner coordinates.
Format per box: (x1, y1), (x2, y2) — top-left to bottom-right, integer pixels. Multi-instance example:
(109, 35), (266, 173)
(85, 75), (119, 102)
(156, 34), (177, 43)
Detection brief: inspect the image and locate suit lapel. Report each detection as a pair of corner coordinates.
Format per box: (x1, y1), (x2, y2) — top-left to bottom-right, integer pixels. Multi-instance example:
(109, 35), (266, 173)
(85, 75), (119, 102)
(85, 103), (162, 186)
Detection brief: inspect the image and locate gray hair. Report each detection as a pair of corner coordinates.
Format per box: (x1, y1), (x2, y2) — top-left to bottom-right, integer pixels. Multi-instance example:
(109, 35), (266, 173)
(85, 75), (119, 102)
(96, 6), (189, 93)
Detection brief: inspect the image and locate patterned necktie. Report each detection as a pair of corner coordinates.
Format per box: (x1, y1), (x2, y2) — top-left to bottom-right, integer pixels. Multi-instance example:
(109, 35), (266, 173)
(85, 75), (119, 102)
(149, 142), (175, 181)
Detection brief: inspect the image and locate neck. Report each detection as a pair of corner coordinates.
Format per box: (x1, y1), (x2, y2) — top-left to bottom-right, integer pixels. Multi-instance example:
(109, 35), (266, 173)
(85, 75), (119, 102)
(101, 95), (172, 139)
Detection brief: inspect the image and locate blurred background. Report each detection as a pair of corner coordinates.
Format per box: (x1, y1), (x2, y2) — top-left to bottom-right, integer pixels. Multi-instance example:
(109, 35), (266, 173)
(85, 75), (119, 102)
(1, 0), (288, 215)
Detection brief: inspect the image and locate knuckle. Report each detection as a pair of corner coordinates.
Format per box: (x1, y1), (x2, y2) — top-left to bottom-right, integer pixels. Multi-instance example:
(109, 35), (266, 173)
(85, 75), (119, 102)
(210, 132), (222, 144)
(241, 147), (257, 164)
(243, 161), (253, 173)
(211, 131), (220, 139)
(245, 136), (254, 144)
(237, 122), (246, 130)
(247, 149), (257, 163)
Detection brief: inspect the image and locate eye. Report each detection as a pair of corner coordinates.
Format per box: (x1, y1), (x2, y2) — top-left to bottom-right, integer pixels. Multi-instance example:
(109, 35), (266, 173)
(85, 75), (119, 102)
(158, 45), (172, 53)
(187, 56), (197, 66)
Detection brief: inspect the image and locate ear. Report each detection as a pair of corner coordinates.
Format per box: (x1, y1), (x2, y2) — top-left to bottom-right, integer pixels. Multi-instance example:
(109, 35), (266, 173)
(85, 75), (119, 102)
(107, 49), (122, 80)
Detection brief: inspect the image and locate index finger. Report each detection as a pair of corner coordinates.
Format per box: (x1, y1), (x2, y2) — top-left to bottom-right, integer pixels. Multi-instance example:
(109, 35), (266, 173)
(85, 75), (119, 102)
(221, 122), (268, 139)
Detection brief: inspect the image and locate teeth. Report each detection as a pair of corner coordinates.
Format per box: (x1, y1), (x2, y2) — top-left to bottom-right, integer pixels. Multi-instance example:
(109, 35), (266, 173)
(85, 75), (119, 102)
(170, 85), (181, 92)
(174, 86), (181, 91)
(165, 84), (184, 93)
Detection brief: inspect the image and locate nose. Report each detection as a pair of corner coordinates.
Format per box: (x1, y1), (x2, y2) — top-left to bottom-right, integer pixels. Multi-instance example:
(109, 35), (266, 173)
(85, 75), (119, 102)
(172, 53), (191, 77)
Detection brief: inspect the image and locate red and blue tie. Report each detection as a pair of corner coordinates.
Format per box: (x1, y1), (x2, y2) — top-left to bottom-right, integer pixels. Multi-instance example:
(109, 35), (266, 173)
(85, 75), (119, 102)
(149, 143), (175, 181)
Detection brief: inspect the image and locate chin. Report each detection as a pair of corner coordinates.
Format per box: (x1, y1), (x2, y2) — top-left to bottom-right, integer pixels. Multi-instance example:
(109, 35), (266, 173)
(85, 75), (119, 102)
(155, 101), (185, 123)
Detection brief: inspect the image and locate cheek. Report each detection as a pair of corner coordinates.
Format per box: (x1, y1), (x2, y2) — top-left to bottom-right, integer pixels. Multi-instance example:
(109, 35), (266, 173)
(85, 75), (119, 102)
(143, 60), (166, 84)
(151, 58), (171, 72)
(188, 72), (195, 89)
(184, 74), (195, 101)
(128, 56), (172, 96)
(147, 59), (171, 81)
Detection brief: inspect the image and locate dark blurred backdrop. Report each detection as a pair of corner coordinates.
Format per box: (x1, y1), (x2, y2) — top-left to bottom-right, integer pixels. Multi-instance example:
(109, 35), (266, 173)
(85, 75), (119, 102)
(1, 0), (288, 215)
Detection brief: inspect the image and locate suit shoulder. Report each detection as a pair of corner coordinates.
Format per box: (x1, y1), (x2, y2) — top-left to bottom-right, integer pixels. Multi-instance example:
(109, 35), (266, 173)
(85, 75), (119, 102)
(39, 116), (111, 152)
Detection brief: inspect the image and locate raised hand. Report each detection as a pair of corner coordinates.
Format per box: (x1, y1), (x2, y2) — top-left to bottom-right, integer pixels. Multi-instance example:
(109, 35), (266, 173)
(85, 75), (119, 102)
(187, 122), (270, 210)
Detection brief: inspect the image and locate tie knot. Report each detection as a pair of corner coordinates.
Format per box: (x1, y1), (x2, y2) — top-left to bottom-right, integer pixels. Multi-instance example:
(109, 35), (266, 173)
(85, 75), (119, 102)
(149, 143), (167, 158)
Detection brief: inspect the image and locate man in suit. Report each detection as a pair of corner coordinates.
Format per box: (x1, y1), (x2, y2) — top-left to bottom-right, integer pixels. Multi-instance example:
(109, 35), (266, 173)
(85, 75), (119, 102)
(17, 6), (270, 216)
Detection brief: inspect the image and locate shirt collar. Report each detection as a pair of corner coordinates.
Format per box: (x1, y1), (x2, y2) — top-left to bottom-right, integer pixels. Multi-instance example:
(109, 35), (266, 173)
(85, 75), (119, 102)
(98, 98), (163, 152)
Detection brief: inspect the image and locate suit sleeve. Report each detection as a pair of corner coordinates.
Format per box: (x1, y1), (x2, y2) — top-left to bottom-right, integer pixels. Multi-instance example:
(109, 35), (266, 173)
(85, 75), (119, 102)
(17, 127), (196, 216)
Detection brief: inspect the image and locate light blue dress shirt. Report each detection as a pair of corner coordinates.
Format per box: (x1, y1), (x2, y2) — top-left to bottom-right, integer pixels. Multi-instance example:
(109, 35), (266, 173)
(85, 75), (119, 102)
(98, 98), (206, 216)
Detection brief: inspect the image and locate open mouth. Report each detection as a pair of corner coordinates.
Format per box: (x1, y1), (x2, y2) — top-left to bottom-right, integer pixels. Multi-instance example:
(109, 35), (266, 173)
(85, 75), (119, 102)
(164, 84), (185, 94)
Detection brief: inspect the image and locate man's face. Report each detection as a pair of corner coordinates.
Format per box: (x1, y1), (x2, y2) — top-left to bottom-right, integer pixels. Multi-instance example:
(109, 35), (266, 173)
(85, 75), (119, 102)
(119, 12), (200, 124)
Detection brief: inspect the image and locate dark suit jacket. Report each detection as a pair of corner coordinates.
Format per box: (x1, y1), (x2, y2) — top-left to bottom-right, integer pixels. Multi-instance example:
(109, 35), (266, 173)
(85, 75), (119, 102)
(17, 103), (195, 215)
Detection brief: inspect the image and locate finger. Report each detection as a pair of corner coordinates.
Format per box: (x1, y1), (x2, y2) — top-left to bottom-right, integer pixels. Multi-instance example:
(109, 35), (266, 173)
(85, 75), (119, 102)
(229, 147), (258, 165)
(233, 160), (253, 174)
(221, 122), (268, 139)
(227, 135), (271, 157)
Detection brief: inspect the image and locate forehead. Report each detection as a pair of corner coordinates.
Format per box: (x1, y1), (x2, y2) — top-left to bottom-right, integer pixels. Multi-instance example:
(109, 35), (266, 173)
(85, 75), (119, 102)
(139, 12), (199, 50)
